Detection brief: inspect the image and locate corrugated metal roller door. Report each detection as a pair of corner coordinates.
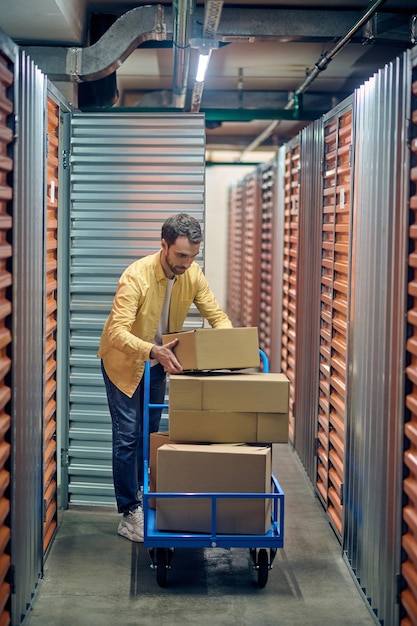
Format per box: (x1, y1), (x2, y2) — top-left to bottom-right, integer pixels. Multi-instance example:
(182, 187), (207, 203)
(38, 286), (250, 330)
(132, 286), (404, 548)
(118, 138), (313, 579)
(227, 181), (244, 327)
(281, 139), (300, 443)
(258, 160), (276, 365)
(0, 46), (13, 626)
(404, 50), (417, 625)
(44, 96), (59, 552)
(316, 105), (353, 538)
(68, 112), (206, 506)
(241, 171), (260, 329)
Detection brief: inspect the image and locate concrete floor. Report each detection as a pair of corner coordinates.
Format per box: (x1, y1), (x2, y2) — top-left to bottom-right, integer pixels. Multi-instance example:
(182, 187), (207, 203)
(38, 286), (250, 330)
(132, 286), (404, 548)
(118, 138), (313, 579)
(24, 444), (378, 626)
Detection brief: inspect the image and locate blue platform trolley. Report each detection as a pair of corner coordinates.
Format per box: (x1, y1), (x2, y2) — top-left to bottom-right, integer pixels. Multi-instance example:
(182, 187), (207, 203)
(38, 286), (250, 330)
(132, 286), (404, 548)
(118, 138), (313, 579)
(142, 349), (285, 588)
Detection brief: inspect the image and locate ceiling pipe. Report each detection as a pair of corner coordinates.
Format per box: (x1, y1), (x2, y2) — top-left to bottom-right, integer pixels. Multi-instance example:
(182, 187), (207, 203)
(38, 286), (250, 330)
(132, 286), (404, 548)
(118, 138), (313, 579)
(23, 4), (172, 83)
(171, 0), (194, 109)
(238, 0), (388, 160)
(190, 0), (223, 113)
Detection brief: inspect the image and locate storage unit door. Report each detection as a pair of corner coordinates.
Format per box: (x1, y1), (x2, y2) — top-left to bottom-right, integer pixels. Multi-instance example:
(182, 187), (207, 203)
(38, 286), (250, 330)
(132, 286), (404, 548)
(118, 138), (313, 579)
(227, 181), (244, 327)
(258, 159), (278, 366)
(281, 139), (300, 443)
(43, 95), (60, 554)
(316, 104), (353, 539)
(67, 112), (206, 506)
(0, 35), (14, 626)
(403, 47), (417, 626)
(241, 170), (261, 330)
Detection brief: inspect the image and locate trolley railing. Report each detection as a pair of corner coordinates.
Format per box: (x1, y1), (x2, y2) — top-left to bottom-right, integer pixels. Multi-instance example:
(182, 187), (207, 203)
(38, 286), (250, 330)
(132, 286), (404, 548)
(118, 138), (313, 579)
(142, 349), (284, 550)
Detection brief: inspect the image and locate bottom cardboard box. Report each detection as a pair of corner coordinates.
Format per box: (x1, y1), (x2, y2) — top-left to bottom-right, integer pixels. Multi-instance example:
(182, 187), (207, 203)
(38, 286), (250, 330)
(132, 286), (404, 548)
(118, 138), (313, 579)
(156, 443), (272, 534)
(148, 432), (171, 509)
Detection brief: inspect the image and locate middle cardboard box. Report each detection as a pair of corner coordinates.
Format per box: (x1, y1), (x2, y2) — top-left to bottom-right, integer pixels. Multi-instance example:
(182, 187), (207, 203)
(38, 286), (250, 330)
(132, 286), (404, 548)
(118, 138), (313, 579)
(168, 371), (290, 444)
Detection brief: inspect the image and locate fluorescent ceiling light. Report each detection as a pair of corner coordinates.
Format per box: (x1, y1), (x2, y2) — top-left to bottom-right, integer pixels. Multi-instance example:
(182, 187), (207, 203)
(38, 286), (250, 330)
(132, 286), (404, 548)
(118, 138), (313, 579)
(196, 52), (211, 83)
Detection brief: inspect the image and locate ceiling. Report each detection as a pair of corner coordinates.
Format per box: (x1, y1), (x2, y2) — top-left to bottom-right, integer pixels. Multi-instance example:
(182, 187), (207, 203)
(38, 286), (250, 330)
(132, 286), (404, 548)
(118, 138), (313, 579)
(0, 0), (415, 163)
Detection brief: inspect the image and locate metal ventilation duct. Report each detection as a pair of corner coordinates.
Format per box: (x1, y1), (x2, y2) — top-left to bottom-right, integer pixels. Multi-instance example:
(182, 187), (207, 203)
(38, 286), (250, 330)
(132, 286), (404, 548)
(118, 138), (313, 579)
(24, 5), (172, 83)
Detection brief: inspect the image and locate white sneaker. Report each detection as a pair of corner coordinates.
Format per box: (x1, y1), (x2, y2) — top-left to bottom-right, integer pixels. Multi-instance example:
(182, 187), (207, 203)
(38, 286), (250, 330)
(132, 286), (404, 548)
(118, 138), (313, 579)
(118, 507), (144, 542)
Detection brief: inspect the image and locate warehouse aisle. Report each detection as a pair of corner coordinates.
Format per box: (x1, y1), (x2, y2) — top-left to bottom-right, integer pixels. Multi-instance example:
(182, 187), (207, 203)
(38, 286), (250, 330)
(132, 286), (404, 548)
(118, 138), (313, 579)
(24, 444), (378, 626)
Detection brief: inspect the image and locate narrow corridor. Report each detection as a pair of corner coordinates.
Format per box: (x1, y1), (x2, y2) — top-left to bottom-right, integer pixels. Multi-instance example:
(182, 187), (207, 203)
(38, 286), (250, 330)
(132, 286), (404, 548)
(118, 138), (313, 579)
(25, 445), (377, 626)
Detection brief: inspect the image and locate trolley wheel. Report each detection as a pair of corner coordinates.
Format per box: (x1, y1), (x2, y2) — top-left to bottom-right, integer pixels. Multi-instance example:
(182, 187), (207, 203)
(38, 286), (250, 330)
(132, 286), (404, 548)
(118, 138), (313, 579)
(156, 548), (167, 587)
(257, 549), (269, 588)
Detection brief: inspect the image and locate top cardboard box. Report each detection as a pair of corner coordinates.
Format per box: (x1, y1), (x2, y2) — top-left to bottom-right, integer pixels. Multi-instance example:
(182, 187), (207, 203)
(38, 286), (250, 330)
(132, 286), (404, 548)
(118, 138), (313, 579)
(162, 327), (260, 371)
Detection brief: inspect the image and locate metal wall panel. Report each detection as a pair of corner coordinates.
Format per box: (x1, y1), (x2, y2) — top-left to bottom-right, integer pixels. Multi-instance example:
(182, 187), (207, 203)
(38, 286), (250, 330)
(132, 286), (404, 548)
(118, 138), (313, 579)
(11, 50), (47, 625)
(68, 112), (206, 507)
(0, 33), (15, 626)
(294, 119), (323, 482)
(345, 54), (409, 625)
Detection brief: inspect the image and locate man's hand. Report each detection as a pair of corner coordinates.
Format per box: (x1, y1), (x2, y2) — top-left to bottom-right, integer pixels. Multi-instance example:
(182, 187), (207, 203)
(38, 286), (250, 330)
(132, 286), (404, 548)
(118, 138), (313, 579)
(152, 339), (183, 374)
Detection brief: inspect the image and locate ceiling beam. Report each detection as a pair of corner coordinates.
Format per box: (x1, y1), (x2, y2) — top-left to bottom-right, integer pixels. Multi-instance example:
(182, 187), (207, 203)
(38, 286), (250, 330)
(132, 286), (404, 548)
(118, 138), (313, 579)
(79, 103), (328, 122)
(212, 7), (411, 42)
(201, 108), (328, 122)
(198, 89), (346, 112)
(204, 134), (288, 149)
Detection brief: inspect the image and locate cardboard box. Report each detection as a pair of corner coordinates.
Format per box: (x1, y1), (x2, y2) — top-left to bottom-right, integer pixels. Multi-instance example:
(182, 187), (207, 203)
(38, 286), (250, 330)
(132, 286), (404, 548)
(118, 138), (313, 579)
(168, 371), (290, 443)
(162, 327), (259, 371)
(156, 443), (271, 534)
(148, 431), (190, 509)
(169, 371), (289, 413)
(169, 409), (288, 443)
(148, 432), (170, 509)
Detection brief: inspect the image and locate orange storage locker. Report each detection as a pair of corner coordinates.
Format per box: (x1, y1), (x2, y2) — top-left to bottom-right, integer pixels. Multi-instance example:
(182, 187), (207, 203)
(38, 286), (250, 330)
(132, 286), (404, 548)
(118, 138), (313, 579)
(403, 55), (417, 626)
(281, 138), (300, 444)
(316, 105), (353, 539)
(0, 45), (15, 626)
(43, 96), (59, 554)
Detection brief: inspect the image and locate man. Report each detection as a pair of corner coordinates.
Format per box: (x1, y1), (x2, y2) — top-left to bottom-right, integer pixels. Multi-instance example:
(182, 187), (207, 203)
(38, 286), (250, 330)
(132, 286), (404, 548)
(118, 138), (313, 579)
(98, 213), (232, 541)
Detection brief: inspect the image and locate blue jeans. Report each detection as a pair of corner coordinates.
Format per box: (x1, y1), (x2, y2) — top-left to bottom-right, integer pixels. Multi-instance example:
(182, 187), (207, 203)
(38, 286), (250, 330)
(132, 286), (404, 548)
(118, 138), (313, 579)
(101, 360), (166, 514)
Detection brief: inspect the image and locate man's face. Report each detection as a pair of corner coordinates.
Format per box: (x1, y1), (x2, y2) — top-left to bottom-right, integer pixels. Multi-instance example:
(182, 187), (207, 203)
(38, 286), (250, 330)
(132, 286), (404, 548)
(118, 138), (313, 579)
(161, 236), (200, 278)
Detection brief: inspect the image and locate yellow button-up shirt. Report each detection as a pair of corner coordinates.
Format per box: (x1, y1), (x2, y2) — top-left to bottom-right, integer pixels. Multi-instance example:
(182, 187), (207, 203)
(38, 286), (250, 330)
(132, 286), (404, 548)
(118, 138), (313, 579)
(97, 251), (232, 397)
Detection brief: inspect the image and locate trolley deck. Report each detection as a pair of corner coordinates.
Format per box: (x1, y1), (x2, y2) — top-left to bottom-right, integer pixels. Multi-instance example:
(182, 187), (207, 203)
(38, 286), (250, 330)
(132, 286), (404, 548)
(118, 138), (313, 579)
(142, 350), (285, 587)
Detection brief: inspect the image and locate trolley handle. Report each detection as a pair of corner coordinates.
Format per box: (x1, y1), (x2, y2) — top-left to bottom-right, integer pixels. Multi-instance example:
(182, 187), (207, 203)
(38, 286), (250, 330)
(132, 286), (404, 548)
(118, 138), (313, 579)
(259, 348), (269, 373)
